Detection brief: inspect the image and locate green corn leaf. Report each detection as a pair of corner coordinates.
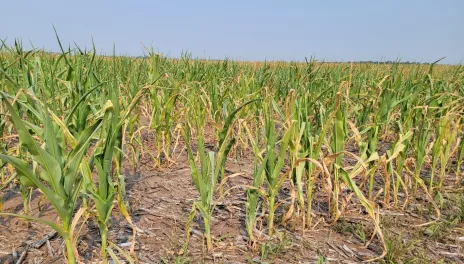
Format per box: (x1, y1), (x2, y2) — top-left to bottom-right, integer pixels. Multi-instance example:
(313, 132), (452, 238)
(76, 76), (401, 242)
(117, 85), (152, 129)
(333, 108), (345, 163)
(64, 82), (106, 125)
(0, 212), (68, 238)
(63, 119), (103, 196)
(1, 91), (66, 198)
(218, 99), (259, 148)
(108, 242), (135, 264)
(181, 125), (200, 190)
(0, 155), (37, 187)
(106, 247), (121, 264)
(0, 154), (67, 220)
(215, 138), (236, 181)
(338, 167), (377, 226)
(44, 109), (62, 167)
(269, 121), (295, 187)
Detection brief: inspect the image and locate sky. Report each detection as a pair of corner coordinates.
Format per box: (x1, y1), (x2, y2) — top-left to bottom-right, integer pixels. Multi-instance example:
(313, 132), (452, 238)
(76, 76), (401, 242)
(2, 1), (463, 64)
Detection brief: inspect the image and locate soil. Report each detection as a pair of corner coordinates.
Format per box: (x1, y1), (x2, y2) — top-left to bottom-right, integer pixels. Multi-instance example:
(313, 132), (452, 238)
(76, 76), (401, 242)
(1, 128), (464, 263)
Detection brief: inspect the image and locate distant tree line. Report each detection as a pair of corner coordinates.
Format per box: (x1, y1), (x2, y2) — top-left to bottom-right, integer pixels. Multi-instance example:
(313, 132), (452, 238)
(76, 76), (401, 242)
(346, 60), (432, 65)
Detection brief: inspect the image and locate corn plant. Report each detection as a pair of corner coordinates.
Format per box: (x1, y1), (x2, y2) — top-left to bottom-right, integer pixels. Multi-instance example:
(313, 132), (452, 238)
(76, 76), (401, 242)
(412, 107), (432, 190)
(81, 69), (151, 263)
(430, 116), (445, 191)
(259, 100), (295, 236)
(437, 115), (460, 189)
(330, 103), (346, 221)
(386, 130), (413, 207)
(245, 156), (268, 244)
(289, 120), (308, 227)
(1, 39), (463, 263)
(0, 91), (105, 264)
(183, 99), (257, 250)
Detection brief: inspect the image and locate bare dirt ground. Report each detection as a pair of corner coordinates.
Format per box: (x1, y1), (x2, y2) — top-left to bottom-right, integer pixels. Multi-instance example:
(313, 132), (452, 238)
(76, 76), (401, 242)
(1, 129), (464, 263)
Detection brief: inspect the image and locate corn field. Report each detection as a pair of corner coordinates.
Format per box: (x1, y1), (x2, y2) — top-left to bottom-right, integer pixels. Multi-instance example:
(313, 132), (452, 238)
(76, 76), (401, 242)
(1, 40), (463, 263)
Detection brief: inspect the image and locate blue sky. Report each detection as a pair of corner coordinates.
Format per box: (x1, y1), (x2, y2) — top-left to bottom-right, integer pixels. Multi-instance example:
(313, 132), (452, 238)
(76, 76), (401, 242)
(2, 1), (463, 64)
